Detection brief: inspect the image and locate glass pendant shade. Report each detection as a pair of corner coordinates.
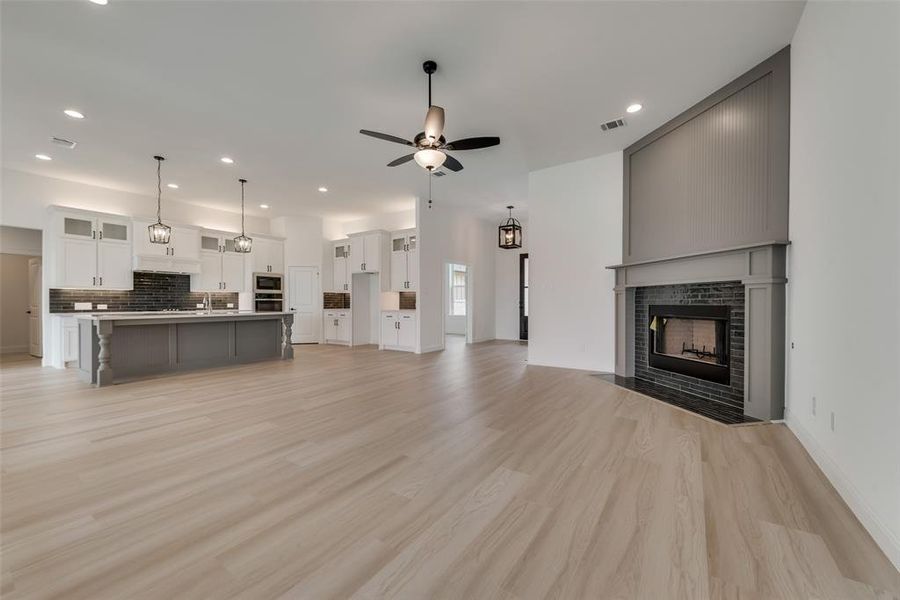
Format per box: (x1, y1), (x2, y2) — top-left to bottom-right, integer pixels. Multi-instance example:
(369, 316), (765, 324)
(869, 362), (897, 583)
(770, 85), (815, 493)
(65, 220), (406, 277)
(234, 178), (252, 253)
(233, 234), (252, 253)
(149, 155), (171, 244)
(498, 205), (523, 249)
(148, 221), (171, 244)
(414, 148), (446, 171)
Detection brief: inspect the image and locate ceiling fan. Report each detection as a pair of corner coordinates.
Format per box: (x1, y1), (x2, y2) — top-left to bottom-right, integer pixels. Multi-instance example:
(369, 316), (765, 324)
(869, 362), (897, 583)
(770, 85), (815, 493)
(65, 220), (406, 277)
(359, 60), (500, 173)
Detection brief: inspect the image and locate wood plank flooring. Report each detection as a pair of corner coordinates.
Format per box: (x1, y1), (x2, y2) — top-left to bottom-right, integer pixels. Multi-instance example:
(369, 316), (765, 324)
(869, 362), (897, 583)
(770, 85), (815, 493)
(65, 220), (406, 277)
(1, 339), (897, 599)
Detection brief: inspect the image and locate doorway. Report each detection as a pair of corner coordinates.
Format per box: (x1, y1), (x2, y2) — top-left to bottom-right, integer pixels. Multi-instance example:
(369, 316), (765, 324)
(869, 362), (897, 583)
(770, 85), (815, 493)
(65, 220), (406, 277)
(519, 253), (529, 341)
(443, 262), (473, 345)
(287, 266), (320, 344)
(0, 226), (43, 357)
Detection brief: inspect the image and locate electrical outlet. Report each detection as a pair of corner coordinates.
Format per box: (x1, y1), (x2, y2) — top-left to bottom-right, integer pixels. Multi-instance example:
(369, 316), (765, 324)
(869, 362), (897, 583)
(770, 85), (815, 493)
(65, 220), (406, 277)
(226, 303), (234, 308)
(196, 303), (205, 309)
(830, 412), (835, 432)
(74, 302), (92, 311)
(811, 396), (816, 416)
(97, 304), (108, 310)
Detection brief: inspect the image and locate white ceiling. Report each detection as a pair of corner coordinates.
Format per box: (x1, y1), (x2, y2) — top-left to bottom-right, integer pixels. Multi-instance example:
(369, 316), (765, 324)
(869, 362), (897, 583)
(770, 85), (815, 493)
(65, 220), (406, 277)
(1, 1), (803, 222)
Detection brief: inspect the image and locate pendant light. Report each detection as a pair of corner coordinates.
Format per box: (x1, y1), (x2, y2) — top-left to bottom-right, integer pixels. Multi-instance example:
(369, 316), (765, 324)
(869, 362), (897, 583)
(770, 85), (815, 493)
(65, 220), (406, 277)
(147, 155), (172, 244)
(498, 205), (523, 249)
(233, 178), (252, 253)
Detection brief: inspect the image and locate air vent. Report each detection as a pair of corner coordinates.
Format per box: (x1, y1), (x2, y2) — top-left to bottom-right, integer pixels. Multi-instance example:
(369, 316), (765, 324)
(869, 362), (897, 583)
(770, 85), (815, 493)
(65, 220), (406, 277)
(432, 170), (446, 177)
(600, 118), (626, 132)
(51, 137), (77, 149)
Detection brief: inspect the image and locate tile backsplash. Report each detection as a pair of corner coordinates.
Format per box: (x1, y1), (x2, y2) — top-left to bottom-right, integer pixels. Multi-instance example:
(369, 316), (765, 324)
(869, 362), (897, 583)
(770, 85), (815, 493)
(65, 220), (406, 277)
(49, 272), (238, 313)
(324, 292), (351, 309)
(399, 291), (416, 310)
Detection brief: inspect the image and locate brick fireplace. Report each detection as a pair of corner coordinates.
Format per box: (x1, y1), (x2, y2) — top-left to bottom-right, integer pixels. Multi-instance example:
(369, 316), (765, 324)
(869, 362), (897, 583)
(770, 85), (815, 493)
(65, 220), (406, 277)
(609, 243), (787, 421)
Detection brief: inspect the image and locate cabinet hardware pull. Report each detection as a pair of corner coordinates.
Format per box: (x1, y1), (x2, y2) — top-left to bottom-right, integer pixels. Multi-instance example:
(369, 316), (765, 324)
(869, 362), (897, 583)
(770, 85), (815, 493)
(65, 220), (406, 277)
(99, 231), (103, 239)
(92, 276), (96, 286)
(99, 277), (103, 286)
(92, 230), (96, 239)
(171, 247), (174, 256)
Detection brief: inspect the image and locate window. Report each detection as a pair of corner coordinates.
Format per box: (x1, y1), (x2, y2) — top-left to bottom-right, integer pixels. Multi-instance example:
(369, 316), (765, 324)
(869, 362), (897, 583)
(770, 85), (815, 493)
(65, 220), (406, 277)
(449, 264), (467, 316)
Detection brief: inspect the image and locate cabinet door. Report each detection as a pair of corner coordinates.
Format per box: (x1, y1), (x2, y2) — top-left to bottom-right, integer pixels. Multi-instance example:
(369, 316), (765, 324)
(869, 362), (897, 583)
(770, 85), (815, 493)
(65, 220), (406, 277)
(97, 241), (133, 289)
(349, 238), (364, 274)
(323, 313), (337, 340)
(60, 214), (96, 240)
(63, 321), (79, 362)
(406, 235), (418, 290)
(59, 238), (98, 288)
(390, 236), (406, 291)
(398, 313), (416, 349)
(195, 252), (222, 291)
(251, 238), (271, 273)
(332, 257), (346, 291)
(337, 317), (351, 342)
(132, 220), (168, 257)
(221, 252), (245, 292)
(268, 240), (284, 274)
(381, 313), (399, 346)
(98, 218), (130, 246)
(363, 233), (381, 272)
(170, 227), (200, 260)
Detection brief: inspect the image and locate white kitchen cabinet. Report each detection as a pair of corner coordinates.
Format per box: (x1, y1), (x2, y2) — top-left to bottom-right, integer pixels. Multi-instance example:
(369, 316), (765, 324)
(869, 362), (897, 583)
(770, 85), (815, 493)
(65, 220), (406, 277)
(49, 209), (133, 289)
(349, 231), (388, 275)
(251, 237), (284, 274)
(47, 314), (81, 369)
(389, 229), (417, 291)
(332, 241), (350, 291)
(324, 310), (351, 345)
(133, 219), (202, 274)
(380, 310), (416, 352)
(192, 232), (247, 292)
(63, 318), (79, 363)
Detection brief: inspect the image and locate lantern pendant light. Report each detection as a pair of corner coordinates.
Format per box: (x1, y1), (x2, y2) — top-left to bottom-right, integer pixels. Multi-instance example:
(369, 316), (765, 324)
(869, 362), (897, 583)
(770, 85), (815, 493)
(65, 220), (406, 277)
(147, 156), (172, 244)
(233, 178), (253, 253)
(498, 205), (523, 249)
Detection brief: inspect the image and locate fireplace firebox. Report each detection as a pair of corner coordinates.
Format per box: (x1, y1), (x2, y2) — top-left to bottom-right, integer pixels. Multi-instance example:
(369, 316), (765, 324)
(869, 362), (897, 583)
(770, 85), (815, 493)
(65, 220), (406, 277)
(648, 305), (730, 385)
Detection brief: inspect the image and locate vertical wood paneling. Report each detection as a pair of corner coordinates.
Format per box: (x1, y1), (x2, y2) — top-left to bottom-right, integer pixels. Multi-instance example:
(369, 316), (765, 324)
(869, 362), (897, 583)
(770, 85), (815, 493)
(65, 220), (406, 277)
(622, 48), (790, 263)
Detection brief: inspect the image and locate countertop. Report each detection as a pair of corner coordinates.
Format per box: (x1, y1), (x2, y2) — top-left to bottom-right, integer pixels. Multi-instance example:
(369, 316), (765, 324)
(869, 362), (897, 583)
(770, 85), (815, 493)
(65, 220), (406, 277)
(74, 310), (292, 321)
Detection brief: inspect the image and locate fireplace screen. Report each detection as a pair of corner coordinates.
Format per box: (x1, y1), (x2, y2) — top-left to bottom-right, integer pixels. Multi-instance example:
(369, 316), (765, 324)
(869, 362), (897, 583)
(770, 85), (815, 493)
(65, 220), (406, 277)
(649, 305), (730, 384)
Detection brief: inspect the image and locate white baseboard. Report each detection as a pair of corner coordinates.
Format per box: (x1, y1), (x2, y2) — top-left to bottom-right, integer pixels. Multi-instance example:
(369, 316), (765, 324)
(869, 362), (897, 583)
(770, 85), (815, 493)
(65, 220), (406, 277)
(785, 408), (900, 570)
(417, 344), (444, 354)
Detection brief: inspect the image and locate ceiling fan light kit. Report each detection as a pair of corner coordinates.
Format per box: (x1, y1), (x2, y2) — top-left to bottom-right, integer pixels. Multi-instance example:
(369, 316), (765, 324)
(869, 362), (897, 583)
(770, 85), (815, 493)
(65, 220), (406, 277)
(359, 59), (500, 174)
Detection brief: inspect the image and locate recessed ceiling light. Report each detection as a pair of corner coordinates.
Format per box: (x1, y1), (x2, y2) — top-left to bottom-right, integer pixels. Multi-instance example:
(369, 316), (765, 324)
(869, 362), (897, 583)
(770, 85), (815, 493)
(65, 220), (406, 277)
(259, 204), (269, 209)
(318, 186), (328, 193)
(89, 0), (108, 5)
(167, 183), (179, 189)
(35, 153), (52, 161)
(626, 103), (643, 114)
(220, 157), (234, 164)
(63, 109), (85, 119)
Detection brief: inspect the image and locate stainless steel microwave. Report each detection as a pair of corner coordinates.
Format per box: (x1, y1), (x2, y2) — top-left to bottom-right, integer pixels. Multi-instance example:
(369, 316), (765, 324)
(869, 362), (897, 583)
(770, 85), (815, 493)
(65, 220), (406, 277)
(253, 272), (283, 293)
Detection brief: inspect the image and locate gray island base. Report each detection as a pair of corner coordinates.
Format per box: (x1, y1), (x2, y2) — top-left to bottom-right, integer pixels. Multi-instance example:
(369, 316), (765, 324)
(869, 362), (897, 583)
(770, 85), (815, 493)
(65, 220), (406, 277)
(76, 312), (294, 386)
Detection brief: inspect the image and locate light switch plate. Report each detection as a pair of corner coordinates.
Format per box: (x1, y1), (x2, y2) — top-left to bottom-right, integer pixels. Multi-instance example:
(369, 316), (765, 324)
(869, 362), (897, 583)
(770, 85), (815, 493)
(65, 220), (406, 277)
(74, 302), (92, 311)
(96, 304), (108, 310)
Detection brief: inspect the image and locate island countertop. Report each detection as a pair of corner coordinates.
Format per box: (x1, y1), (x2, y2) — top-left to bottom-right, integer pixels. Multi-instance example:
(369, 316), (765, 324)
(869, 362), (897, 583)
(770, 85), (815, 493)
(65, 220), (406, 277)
(74, 310), (292, 322)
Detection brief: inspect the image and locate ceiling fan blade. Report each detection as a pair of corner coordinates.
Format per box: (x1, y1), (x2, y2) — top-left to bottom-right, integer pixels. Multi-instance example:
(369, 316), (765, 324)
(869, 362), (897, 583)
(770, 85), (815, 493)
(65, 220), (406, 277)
(444, 136), (500, 151)
(442, 153), (463, 172)
(424, 105), (445, 145)
(359, 130), (415, 147)
(387, 153), (416, 167)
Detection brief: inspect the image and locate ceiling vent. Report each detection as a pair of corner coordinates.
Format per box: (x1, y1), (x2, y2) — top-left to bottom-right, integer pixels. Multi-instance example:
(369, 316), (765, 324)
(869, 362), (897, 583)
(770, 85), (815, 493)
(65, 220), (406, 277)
(432, 170), (446, 177)
(51, 136), (77, 149)
(600, 118), (626, 132)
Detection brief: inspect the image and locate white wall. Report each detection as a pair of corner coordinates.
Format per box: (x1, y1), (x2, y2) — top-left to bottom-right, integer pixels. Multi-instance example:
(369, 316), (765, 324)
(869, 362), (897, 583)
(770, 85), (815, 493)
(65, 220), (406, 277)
(786, 1), (900, 569)
(418, 199), (496, 352)
(0, 225), (42, 256)
(495, 221), (528, 340)
(1, 168), (271, 234)
(527, 152), (623, 371)
(322, 209), (415, 241)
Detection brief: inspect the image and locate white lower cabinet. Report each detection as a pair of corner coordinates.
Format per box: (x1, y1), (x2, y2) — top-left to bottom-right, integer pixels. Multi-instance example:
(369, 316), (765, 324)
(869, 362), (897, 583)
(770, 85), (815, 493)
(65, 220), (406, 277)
(48, 315), (80, 369)
(324, 310), (351, 345)
(381, 310), (416, 352)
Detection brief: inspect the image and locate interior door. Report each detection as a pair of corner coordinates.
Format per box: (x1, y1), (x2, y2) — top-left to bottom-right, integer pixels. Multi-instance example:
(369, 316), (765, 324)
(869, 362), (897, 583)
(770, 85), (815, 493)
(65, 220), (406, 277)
(28, 258), (42, 357)
(288, 266), (319, 343)
(519, 253), (529, 341)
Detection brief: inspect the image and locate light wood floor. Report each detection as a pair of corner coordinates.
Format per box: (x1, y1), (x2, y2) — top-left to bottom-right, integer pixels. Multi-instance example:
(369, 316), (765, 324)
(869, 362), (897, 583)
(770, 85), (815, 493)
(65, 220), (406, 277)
(1, 340), (897, 599)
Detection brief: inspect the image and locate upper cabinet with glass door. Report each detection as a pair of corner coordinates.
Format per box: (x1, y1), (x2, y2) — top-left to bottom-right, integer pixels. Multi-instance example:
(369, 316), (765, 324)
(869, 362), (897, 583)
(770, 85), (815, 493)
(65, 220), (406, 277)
(48, 207), (133, 290)
(389, 229), (417, 291)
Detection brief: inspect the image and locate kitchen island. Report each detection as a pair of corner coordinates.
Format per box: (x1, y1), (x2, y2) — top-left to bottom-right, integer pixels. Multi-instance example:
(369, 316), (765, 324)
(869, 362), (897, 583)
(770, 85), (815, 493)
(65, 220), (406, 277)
(76, 311), (293, 386)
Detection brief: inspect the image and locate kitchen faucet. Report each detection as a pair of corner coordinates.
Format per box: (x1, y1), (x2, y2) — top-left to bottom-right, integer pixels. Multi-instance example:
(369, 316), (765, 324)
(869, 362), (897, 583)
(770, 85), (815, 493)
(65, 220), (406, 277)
(203, 291), (212, 314)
